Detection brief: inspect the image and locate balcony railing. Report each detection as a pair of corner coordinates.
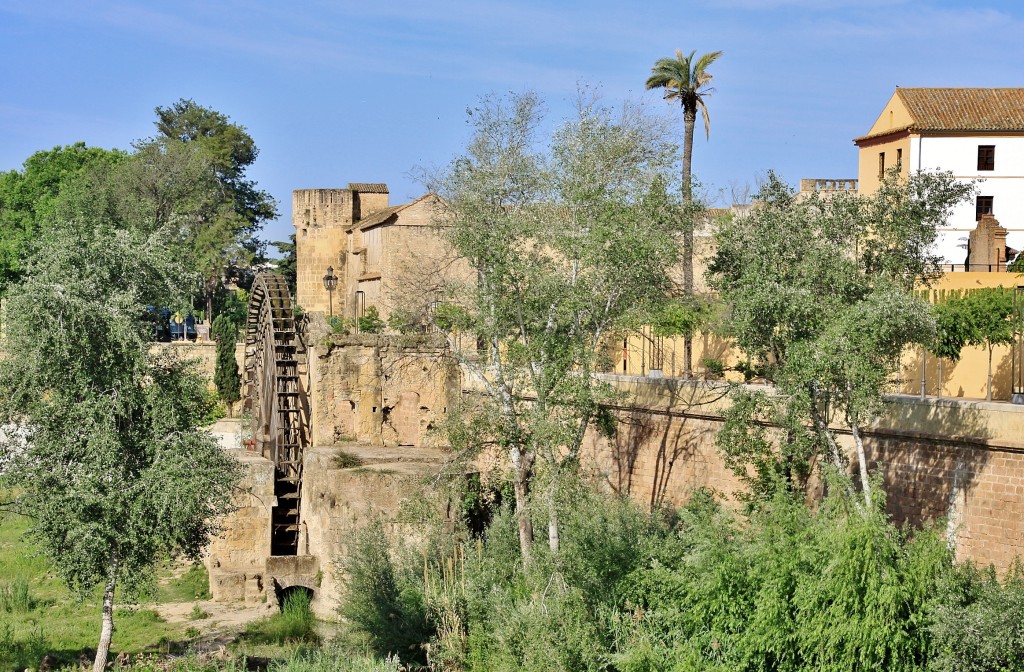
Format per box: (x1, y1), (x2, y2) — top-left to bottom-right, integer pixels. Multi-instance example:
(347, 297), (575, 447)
(938, 263), (1015, 273)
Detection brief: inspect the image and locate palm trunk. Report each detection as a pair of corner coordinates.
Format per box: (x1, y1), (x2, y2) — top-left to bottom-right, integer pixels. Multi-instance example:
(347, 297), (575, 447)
(681, 105), (696, 378)
(93, 561), (118, 672)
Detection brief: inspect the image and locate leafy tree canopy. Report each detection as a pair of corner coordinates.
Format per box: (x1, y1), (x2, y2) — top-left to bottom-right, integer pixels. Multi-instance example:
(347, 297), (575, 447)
(708, 170), (973, 506)
(425, 90), (686, 563)
(0, 220), (240, 671)
(0, 143), (125, 291)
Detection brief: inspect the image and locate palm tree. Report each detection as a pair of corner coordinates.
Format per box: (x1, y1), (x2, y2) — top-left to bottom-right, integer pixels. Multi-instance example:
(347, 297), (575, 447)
(646, 48), (722, 378)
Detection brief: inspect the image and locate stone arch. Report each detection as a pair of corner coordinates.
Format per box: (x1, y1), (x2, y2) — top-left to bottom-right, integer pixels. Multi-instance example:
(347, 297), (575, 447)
(275, 583), (315, 613)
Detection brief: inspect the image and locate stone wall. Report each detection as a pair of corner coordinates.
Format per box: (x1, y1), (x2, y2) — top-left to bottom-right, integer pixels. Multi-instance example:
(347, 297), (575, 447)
(307, 333), (459, 448)
(153, 341), (246, 389)
(205, 445), (276, 608)
(209, 347), (1024, 616)
(298, 445), (445, 617)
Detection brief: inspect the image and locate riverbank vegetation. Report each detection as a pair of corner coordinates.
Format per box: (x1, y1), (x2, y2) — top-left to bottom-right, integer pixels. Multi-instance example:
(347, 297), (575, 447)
(337, 478), (1024, 672)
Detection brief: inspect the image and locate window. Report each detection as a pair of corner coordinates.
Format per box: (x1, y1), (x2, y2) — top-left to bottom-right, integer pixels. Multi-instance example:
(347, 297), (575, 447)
(878, 152), (885, 179)
(896, 148), (903, 170)
(977, 196), (994, 220)
(978, 145), (995, 171)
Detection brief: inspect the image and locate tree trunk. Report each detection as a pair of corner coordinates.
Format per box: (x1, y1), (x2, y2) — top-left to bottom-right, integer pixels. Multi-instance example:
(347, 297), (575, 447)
(93, 570), (117, 672)
(850, 419), (872, 511)
(681, 105), (697, 379)
(988, 345), (994, 401)
(510, 446), (534, 565)
(920, 347), (927, 400)
(547, 478), (560, 556)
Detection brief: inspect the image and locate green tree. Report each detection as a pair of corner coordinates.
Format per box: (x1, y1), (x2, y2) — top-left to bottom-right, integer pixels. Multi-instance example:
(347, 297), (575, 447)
(272, 233), (298, 298)
(358, 305), (385, 334)
(427, 91), (682, 563)
(962, 288), (1015, 401)
(0, 222), (240, 672)
(708, 171), (973, 508)
(929, 292), (974, 398)
(153, 99), (278, 318)
(212, 314), (242, 414)
(646, 48), (722, 378)
(0, 143), (124, 292)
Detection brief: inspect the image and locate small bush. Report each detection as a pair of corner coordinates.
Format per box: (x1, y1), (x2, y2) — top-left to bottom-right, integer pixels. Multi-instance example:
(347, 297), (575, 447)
(0, 622), (46, 671)
(189, 604), (210, 620)
(929, 562), (1024, 672)
(358, 306), (385, 334)
(333, 449), (365, 469)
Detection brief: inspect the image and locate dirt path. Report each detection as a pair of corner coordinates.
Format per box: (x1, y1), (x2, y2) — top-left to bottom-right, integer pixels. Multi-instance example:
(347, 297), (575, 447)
(154, 599), (275, 645)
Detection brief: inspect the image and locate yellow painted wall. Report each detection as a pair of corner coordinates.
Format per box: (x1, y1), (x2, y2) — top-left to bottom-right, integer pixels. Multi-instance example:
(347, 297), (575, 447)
(897, 272), (1024, 399)
(922, 271), (1024, 294)
(864, 91), (915, 137)
(856, 90), (914, 196)
(856, 133), (912, 195)
(622, 271), (1024, 402)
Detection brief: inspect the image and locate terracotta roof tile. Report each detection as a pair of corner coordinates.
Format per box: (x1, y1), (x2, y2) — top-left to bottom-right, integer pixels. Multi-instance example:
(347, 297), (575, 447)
(354, 205), (402, 231)
(354, 194), (437, 231)
(853, 124), (914, 143)
(897, 88), (1024, 131)
(348, 182), (389, 193)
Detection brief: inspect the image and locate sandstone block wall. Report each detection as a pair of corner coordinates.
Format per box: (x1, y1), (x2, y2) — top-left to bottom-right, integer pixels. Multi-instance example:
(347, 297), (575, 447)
(308, 333), (458, 448)
(298, 445), (443, 617)
(205, 449), (275, 606)
(293, 189), (353, 314)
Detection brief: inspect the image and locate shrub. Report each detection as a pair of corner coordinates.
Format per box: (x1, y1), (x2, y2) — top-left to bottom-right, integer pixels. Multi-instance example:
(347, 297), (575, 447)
(338, 521), (431, 664)
(333, 449), (365, 469)
(358, 306), (385, 334)
(929, 562), (1024, 672)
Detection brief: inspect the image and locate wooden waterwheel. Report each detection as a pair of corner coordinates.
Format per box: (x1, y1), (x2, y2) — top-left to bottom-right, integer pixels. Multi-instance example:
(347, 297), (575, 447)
(244, 273), (308, 556)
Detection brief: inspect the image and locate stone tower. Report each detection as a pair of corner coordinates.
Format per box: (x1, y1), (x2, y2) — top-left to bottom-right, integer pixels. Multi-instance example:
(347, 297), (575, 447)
(292, 183), (389, 314)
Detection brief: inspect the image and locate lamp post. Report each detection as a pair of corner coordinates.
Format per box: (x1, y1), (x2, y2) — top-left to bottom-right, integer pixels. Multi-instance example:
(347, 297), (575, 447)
(322, 266), (338, 317)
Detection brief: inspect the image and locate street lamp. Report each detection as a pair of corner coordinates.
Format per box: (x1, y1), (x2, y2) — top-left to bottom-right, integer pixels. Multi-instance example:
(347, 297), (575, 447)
(322, 266), (338, 317)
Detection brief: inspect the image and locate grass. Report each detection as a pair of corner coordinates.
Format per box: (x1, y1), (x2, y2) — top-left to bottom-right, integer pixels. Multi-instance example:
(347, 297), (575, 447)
(242, 591), (319, 646)
(0, 509), (186, 671)
(113, 649), (404, 672)
(151, 562), (212, 603)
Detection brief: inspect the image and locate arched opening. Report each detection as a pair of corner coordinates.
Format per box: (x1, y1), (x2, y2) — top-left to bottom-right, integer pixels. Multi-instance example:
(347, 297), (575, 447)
(275, 584), (315, 614)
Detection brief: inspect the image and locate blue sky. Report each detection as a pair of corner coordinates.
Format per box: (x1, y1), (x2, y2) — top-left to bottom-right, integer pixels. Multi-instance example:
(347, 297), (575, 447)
(2, 0), (1024, 248)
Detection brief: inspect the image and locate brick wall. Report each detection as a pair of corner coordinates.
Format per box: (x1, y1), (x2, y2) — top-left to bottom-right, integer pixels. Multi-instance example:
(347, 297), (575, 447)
(580, 376), (1024, 571)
